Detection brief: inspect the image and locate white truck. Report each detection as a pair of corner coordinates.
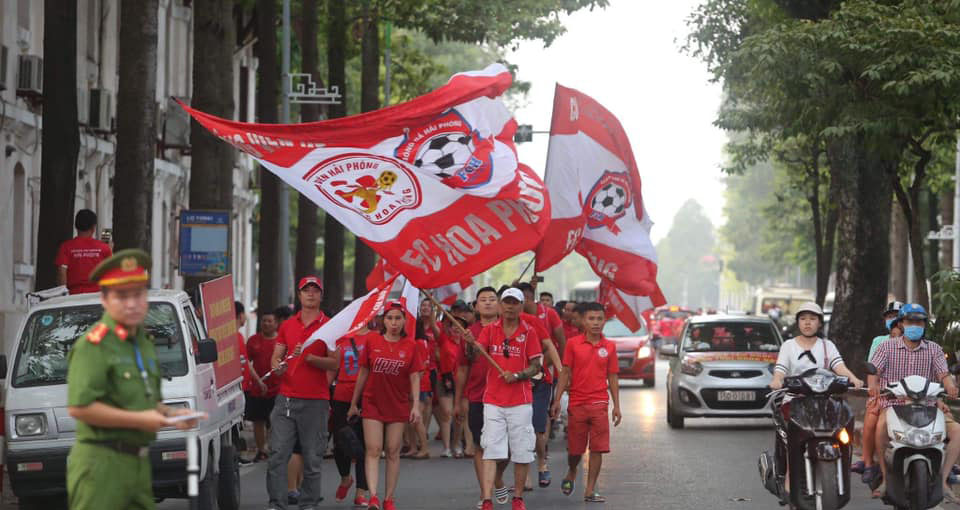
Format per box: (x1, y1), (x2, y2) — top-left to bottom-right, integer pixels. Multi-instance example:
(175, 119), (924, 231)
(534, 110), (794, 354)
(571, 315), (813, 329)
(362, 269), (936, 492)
(2, 289), (244, 510)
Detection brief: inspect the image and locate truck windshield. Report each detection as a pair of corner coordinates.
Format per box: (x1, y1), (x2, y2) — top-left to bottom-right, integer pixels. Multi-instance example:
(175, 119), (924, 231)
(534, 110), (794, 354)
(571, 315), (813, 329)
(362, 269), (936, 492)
(12, 303), (189, 387)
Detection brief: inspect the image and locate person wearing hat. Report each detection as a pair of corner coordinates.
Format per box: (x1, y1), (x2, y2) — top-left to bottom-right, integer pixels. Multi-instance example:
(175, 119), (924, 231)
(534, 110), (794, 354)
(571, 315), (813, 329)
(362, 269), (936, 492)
(267, 275), (337, 510)
(66, 249), (200, 510)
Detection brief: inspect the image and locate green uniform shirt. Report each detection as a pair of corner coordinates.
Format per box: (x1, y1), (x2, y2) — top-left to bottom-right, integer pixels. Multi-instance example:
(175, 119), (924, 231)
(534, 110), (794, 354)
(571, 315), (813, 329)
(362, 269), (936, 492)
(67, 313), (163, 446)
(868, 334), (890, 363)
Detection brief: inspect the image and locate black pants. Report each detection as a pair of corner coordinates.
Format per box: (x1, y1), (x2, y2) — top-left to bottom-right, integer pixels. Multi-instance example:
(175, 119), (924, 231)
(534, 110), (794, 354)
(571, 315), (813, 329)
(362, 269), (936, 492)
(330, 399), (367, 490)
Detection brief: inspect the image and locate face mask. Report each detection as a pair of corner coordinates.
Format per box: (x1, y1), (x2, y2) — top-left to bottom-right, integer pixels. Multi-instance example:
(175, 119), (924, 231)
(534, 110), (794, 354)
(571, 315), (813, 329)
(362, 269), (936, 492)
(885, 319), (895, 331)
(904, 325), (924, 341)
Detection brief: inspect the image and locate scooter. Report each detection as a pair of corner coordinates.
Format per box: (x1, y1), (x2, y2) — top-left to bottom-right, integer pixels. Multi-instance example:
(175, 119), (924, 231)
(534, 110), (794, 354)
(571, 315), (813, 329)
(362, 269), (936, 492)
(759, 367), (854, 510)
(865, 362), (960, 510)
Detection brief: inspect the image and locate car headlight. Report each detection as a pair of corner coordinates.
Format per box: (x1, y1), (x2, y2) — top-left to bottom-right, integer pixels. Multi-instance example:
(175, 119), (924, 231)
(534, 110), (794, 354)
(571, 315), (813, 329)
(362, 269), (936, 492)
(803, 372), (836, 393)
(15, 414), (46, 437)
(680, 360), (703, 376)
(894, 429), (941, 447)
(637, 346), (652, 359)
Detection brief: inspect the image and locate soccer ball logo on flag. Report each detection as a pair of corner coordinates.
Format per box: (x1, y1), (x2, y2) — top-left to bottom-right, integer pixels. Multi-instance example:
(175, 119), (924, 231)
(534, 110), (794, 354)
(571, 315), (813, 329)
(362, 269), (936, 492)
(584, 170), (633, 234)
(395, 109), (496, 189)
(304, 153), (422, 225)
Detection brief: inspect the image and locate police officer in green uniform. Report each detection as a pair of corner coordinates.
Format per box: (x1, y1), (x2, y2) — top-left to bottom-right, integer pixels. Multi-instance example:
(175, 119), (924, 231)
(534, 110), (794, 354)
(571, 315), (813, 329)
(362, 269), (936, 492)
(66, 249), (199, 510)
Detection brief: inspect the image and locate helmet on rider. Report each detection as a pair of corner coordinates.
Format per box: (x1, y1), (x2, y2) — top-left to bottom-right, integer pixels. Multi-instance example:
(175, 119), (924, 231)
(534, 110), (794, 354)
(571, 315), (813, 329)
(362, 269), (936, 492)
(885, 301), (904, 315)
(898, 303), (928, 322)
(794, 302), (824, 323)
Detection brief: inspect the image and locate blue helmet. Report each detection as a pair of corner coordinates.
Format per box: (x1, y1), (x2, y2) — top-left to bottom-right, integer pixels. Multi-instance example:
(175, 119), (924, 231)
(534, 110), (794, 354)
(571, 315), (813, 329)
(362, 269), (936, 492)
(899, 303), (928, 322)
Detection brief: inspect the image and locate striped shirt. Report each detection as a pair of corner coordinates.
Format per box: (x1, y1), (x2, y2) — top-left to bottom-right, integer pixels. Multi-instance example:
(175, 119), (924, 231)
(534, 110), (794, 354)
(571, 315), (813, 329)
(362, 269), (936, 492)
(872, 336), (948, 408)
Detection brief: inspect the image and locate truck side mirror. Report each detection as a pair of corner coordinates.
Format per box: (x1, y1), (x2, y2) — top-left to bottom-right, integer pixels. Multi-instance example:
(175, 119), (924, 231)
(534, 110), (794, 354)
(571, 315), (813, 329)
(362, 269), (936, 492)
(0, 354), (7, 379)
(197, 339), (218, 364)
(865, 363), (878, 376)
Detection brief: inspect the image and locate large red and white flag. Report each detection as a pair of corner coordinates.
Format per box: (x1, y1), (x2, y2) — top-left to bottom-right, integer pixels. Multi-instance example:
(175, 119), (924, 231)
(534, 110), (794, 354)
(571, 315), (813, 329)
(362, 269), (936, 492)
(367, 257), (471, 306)
(535, 84), (665, 307)
(599, 279), (656, 333)
(301, 273), (400, 353)
(180, 64), (549, 289)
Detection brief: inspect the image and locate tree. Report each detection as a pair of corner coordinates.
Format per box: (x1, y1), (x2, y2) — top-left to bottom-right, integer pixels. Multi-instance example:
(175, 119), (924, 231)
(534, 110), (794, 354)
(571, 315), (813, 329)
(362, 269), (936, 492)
(295, 0), (322, 287)
(186, 0), (235, 292)
(36, 0), (80, 290)
(353, 0), (379, 296)
(114, 0), (159, 251)
(656, 200), (718, 308)
(322, 0), (348, 312)
(256, 0), (283, 314)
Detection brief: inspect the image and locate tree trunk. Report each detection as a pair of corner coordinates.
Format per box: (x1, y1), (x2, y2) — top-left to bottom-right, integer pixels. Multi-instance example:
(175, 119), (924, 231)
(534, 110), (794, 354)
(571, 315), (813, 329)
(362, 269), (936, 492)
(353, 3), (379, 296)
(893, 151), (932, 310)
(890, 199), (908, 301)
(295, 0), (321, 285)
(185, 0), (235, 293)
(827, 133), (896, 375)
(256, 0), (282, 315)
(322, 0), (347, 312)
(823, 167), (839, 304)
(114, 0), (158, 252)
(36, 0), (80, 290)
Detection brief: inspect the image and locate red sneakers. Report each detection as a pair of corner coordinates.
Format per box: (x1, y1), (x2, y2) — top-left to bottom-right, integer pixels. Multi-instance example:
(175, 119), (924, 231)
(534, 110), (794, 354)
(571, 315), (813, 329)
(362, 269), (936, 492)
(481, 500), (494, 510)
(354, 494), (369, 507)
(368, 496), (381, 510)
(336, 477), (354, 501)
(512, 497), (527, 510)
(383, 499), (397, 510)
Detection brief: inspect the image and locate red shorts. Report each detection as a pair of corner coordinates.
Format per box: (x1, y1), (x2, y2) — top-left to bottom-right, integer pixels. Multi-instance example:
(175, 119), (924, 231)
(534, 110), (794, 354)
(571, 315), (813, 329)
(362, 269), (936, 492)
(567, 403), (610, 456)
(362, 397), (409, 424)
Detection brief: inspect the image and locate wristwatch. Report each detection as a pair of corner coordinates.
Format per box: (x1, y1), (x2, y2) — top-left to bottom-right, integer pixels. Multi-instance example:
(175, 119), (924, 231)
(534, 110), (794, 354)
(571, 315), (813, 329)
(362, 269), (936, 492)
(513, 372), (523, 381)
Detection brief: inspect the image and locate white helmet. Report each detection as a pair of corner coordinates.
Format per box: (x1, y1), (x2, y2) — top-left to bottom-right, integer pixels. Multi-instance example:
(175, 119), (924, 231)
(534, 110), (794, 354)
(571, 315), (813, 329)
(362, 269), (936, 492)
(795, 302), (824, 322)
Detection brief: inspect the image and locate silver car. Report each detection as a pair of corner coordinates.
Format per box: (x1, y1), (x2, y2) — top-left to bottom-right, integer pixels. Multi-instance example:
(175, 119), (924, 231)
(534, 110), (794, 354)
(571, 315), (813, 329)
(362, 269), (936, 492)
(661, 315), (783, 428)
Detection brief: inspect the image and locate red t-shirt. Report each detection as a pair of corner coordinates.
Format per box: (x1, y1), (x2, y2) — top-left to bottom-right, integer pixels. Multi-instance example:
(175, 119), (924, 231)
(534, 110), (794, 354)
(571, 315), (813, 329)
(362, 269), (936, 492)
(246, 333), (279, 397)
(333, 333), (371, 402)
(521, 312), (554, 384)
(459, 321), (492, 402)
(277, 311), (331, 400)
(537, 303), (563, 338)
(562, 321), (581, 348)
(361, 333), (425, 422)
(438, 329), (461, 374)
(55, 236), (112, 294)
(416, 338), (432, 392)
(563, 334), (619, 407)
(478, 318), (543, 408)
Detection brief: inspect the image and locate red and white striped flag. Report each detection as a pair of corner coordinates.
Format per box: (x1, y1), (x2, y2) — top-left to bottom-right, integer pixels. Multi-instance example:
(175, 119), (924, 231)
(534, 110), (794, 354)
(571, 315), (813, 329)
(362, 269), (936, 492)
(180, 64), (549, 289)
(367, 257), (471, 306)
(599, 279), (656, 333)
(535, 85), (665, 307)
(301, 273), (400, 353)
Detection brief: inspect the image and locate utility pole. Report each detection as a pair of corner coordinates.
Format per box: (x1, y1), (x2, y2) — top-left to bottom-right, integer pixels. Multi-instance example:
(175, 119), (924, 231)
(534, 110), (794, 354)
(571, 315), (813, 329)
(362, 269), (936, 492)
(954, 134), (960, 270)
(279, 0), (292, 303)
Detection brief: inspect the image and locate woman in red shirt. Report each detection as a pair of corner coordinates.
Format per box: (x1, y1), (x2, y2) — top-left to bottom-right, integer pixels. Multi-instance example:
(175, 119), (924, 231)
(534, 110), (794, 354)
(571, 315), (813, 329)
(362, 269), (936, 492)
(331, 332), (372, 506)
(349, 303), (424, 510)
(440, 317), (468, 457)
(409, 316), (435, 460)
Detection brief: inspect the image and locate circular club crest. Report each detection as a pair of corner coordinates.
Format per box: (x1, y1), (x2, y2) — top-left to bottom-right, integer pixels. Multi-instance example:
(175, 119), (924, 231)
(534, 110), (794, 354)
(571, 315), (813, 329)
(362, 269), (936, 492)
(304, 154), (422, 225)
(598, 347), (609, 358)
(584, 170), (633, 234)
(394, 109), (496, 189)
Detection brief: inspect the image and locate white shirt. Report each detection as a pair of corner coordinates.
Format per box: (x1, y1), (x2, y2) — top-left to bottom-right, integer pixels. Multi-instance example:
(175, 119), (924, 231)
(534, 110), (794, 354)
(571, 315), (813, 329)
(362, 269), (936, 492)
(774, 337), (844, 376)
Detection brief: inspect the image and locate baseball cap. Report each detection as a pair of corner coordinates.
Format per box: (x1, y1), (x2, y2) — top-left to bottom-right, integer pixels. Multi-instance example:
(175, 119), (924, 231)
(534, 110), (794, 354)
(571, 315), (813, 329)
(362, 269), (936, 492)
(451, 299), (470, 311)
(501, 288), (525, 303)
(298, 276), (323, 290)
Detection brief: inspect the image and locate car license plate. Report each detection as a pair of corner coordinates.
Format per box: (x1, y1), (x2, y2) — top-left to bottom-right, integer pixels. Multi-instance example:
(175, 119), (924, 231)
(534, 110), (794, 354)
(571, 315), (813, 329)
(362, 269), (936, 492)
(618, 359), (633, 369)
(717, 390), (755, 401)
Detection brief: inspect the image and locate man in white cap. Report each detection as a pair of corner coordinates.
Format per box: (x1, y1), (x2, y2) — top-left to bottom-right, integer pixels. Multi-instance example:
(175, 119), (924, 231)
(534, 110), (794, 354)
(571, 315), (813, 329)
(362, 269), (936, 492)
(471, 287), (543, 510)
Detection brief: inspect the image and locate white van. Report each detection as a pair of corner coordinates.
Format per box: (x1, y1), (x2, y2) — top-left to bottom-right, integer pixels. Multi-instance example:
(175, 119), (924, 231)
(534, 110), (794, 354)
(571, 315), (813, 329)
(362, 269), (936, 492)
(2, 289), (244, 510)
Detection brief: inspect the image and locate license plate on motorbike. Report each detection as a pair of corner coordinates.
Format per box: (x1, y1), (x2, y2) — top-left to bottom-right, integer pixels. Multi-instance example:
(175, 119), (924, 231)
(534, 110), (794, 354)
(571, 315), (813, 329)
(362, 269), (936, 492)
(718, 390), (755, 401)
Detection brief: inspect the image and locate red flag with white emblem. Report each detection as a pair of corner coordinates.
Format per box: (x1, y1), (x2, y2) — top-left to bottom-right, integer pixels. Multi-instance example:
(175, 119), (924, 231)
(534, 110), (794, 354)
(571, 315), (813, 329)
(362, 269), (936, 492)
(180, 64), (549, 289)
(534, 84), (665, 307)
(599, 279), (656, 333)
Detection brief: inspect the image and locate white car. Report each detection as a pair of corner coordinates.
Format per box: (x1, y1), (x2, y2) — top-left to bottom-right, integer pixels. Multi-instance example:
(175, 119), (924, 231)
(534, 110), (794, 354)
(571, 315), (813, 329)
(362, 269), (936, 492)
(661, 315), (783, 429)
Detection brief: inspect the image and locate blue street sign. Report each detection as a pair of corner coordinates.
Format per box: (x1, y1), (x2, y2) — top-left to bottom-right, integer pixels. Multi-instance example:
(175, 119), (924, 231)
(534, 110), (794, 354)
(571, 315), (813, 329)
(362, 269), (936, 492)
(179, 210), (230, 277)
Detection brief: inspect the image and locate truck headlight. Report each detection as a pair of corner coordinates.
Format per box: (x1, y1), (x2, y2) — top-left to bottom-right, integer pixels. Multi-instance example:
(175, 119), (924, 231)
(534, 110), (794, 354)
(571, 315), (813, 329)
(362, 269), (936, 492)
(15, 414), (46, 437)
(637, 346), (652, 359)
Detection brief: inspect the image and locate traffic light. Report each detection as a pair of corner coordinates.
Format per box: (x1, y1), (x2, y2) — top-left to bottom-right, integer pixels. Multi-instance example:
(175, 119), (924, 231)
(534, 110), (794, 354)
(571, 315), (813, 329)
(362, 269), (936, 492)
(514, 124), (533, 143)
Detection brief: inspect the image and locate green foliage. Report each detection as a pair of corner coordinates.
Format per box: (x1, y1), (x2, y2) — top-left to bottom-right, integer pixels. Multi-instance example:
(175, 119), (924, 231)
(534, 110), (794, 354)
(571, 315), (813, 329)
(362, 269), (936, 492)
(930, 270), (960, 353)
(656, 200), (718, 307)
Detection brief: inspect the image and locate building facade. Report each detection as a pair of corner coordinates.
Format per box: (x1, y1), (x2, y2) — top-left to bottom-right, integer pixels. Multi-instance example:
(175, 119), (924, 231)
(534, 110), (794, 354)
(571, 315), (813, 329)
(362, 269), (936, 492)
(0, 0), (259, 356)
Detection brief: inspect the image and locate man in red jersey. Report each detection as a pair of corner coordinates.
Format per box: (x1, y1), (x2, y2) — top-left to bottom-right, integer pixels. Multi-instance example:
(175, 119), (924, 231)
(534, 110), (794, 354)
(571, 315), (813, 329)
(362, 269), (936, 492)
(55, 209), (112, 294)
(474, 288), (543, 510)
(559, 301), (581, 342)
(245, 309), (280, 462)
(266, 276), (337, 510)
(551, 302), (622, 503)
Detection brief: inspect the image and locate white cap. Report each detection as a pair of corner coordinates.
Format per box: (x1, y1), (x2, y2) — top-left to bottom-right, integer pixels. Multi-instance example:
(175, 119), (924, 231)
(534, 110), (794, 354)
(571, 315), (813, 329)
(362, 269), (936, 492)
(501, 288), (525, 303)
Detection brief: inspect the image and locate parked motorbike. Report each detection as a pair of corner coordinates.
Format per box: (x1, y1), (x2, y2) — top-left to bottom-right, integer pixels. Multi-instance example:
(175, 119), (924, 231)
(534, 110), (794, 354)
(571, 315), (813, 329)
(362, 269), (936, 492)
(865, 362), (960, 510)
(759, 367), (854, 510)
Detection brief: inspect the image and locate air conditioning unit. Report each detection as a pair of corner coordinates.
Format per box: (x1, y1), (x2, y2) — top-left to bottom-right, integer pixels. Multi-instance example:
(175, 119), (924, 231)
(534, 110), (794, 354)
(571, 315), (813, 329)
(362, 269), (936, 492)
(77, 87), (89, 125)
(89, 88), (112, 130)
(0, 46), (8, 91)
(163, 96), (191, 148)
(16, 54), (42, 97)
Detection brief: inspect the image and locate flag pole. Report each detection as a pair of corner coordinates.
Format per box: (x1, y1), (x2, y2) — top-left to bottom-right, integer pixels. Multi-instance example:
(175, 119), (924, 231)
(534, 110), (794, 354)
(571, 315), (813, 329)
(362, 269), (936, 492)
(421, 290), (506, 376)
(516, 256), (536, 282)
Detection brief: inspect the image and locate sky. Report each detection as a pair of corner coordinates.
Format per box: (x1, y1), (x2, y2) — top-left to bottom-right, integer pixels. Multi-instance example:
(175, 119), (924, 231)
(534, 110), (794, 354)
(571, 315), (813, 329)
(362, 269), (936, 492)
(506, 0), (727, 243)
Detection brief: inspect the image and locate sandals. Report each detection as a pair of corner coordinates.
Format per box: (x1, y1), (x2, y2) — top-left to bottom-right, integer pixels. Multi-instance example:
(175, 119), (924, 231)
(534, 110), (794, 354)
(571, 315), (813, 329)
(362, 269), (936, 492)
(861, 465), (881, 487)
(561, 479), (574, 496)
(410, 451), (430, 460)
(539, 471), (551, 487)
(584, 492), (606, 503)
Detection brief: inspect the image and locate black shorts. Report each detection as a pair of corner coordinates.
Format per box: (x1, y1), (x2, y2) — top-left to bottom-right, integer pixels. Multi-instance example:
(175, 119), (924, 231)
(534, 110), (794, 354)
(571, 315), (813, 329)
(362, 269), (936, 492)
(244, 394), (276, 422)
(468, 401), (484, 448)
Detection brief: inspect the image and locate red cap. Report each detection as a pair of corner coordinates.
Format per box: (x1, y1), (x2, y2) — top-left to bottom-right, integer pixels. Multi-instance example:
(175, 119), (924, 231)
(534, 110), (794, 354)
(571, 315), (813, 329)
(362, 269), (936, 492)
(298, 276), (323, 291)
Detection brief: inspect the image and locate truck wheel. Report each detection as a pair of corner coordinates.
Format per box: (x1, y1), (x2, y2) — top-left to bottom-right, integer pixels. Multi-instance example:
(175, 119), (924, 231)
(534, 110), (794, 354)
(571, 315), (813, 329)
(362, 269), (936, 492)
(218, 443), (241, 510)
(19, 496), (67, 510)
(198, 448), (218, 510)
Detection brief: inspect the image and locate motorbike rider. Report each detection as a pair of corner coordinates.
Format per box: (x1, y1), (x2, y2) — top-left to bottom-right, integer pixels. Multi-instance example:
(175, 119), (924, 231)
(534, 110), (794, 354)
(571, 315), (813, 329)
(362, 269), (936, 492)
(860, 301), (903, 496)
(768, 302), (862, 495)
(867, 303), (960, 501)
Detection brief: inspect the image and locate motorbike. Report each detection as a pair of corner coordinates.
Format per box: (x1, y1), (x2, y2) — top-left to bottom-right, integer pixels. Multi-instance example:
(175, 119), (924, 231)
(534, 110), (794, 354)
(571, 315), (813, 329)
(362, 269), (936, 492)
(759, 367), (854, 510)
(865, 362), (960, 510)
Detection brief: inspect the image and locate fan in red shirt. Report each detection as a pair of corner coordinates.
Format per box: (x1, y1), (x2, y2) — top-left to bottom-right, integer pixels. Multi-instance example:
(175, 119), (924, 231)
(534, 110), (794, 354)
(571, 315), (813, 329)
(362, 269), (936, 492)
(473, 287), (543, 510)
(410, 306), (437, 460)
(348, 302), (424, 510)
(55, 209), (112, 294)
(244, 309), (280, 462)
(265, 276), (336, 510)
(551, 302), (622, 503)
(330, 331), (373, 506)
(517, 282), (565, 490)
(558, 301), (582, 343)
